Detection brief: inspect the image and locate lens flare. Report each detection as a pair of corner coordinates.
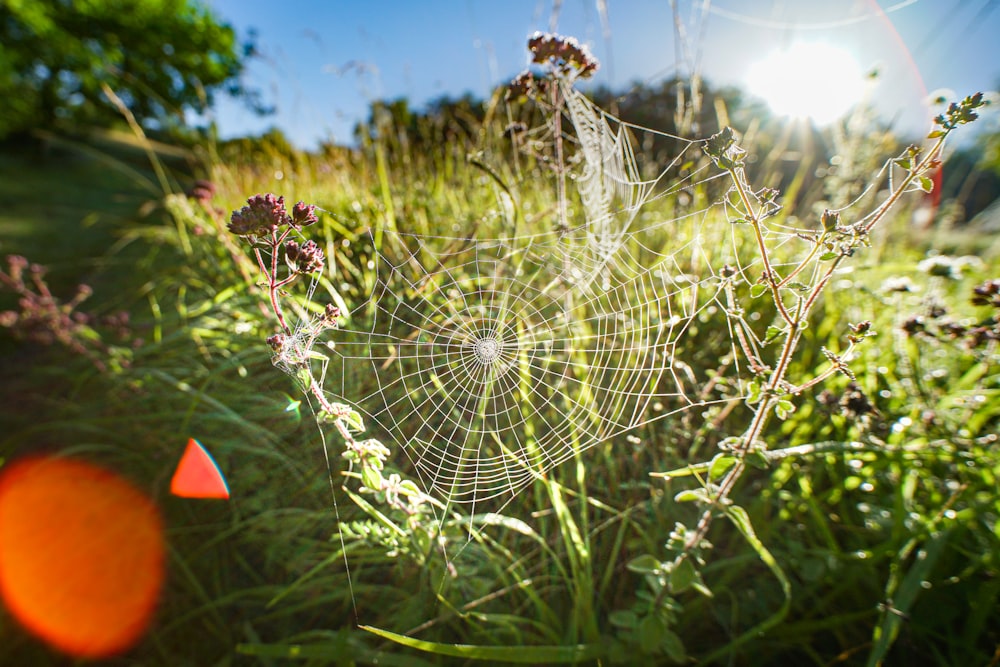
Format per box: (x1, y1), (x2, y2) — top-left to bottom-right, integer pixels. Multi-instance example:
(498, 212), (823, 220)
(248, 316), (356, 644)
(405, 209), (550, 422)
(746, 42), (865, 124)
(0, 456), (165, 658)
(170, 438), (230, 499)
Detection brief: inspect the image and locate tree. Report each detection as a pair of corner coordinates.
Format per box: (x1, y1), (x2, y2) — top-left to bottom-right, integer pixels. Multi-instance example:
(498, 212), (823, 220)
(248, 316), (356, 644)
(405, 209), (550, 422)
(0, 0), (261, 139)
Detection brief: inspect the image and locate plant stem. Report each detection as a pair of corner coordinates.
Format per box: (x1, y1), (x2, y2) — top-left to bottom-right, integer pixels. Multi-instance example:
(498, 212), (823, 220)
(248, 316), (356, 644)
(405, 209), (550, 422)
(727, 165), (794, 326)
(679, 126), (956, 560)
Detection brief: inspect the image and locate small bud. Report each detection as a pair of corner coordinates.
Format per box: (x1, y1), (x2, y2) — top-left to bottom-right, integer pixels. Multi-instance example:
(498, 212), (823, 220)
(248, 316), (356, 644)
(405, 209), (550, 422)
(821, 209), (841, 232)
(847, 320), (874, 343)
(286, 239), (325, 274)
(321, 303), (341, 327)
(703, 127), (744, 170)
(266, 333), (286, 352)
(901, 316), (925, 335)
(840, 383), (875, 419)
(292, 201), (318, 227)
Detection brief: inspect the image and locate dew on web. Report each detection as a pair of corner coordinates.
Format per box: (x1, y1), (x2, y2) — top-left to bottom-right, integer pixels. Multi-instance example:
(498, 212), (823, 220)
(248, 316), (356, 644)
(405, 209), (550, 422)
(257, 83), (784, 516)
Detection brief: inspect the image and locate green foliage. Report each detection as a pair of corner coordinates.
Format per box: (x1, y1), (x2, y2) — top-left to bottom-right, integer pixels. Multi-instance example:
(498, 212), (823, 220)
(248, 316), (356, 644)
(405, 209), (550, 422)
(0, 0), (258, 139)
(1, 52), (998, 667)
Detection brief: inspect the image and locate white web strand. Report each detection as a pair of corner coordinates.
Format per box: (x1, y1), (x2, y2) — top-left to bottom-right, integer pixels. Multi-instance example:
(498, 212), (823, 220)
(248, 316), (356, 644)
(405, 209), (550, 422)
(324, 222), (736, 511)
(260, 91), (793, 514)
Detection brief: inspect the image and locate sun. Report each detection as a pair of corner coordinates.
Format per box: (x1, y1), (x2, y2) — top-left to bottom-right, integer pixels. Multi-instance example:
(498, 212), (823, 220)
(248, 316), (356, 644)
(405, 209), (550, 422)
(746, 42), (866, 125)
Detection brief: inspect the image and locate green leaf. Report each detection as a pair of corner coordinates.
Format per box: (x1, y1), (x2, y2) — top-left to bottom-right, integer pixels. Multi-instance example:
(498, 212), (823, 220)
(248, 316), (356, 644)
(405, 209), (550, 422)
(745, 380), (762, 405)
(869, 531), (951, 665)
(361, 465), (383, 492)
(638, 615), (661, 654)
(412, 526), (431, 555)
(746, 450), (771, 470)
(819, 251), (838, 261)
(764, 325), (784, 343)
(660, 630), (687, 663)
(926, 129), (946, 139)
(774, 398), (796, 420)
(750, 284), (768, 298)
(360, 625), (603, 664)
(674, 488), (710, 503)
(608, 609), (639, 629)
(918, 175), (934, 192)
(669, 557), (697, 594)
(708, 454), (737, 481)
(626, 554), (661, 574)
(695, 505), (791, 665)
(343, 409), (364, 432)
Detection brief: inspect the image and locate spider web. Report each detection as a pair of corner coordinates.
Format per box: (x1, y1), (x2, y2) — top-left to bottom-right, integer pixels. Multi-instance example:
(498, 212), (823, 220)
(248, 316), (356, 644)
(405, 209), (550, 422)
(271, 85), (774, 512)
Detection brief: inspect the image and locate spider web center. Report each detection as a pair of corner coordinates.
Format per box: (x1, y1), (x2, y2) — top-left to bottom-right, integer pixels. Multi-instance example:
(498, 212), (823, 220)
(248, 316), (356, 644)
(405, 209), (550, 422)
(470, 335), (502, 365)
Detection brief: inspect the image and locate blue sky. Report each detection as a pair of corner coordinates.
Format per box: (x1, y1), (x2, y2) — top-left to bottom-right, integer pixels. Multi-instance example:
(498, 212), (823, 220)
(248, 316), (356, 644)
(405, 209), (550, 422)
(201, 0), (1000, 149)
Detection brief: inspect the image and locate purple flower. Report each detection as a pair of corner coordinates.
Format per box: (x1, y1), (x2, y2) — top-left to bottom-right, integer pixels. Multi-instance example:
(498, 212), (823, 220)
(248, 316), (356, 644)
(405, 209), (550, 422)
(228, 193), (291, 237)
(285, 239), (325, 273)
(292, 201), (319, 227)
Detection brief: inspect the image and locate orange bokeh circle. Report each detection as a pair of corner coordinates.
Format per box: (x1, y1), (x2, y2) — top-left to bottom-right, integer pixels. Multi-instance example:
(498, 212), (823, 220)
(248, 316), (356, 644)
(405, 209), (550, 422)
(0, 456), (165, 658)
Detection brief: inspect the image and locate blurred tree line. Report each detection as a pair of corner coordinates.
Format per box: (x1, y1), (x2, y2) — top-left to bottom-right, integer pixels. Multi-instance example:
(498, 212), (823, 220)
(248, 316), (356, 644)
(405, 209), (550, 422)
(346, 78), (998, 225)
(0, 0), (263, 141)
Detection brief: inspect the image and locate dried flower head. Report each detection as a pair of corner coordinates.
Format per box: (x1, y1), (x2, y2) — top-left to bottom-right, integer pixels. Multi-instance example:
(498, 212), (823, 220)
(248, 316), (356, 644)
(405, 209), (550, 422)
(266, 333), (286, 353)
(321, 303), (341, 326)
(527, 31), (599, 79)
(839, 382), (875, 419)
(187, 179), (216, 204)
(971, 279), (1000, 308)
(507, 70), (546, 101)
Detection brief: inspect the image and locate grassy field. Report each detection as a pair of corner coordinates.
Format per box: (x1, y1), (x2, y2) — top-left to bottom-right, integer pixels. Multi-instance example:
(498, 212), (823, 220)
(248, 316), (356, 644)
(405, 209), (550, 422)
(0, 85), (998, 667)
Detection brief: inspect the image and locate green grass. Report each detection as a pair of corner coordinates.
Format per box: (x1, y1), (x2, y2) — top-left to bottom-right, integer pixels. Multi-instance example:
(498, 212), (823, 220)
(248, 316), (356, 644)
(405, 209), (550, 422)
(0, 93), (998, 667)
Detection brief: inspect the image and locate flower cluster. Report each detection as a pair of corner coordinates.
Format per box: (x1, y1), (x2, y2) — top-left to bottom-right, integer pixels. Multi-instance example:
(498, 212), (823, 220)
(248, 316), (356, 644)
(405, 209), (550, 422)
(917, 254), (981, 280)
(507, 70), (547, 101)
(507, 32), (599, 100)
(0, 255), (138, 372)
(527, 31), (599, 78)
(228, 194), (318, 238)
(971, 278), (1000, 308)
(285, 239), (325, 274)
(931, 92), (986, 134)
(819, 382), (877, 421)
(901, 279), (1000, 350)
(186, 179), (216, 205)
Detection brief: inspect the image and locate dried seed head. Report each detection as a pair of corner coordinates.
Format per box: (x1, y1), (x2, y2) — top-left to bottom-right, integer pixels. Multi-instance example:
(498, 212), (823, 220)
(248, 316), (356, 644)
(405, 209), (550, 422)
(840, 383), (875, 419)
(527, 32), (599, 78)
(971, 279), (1000, 308)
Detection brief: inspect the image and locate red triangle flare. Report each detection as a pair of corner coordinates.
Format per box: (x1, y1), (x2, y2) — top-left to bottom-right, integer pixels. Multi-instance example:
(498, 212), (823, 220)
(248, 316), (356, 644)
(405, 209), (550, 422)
(171, 438), (230, 499)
